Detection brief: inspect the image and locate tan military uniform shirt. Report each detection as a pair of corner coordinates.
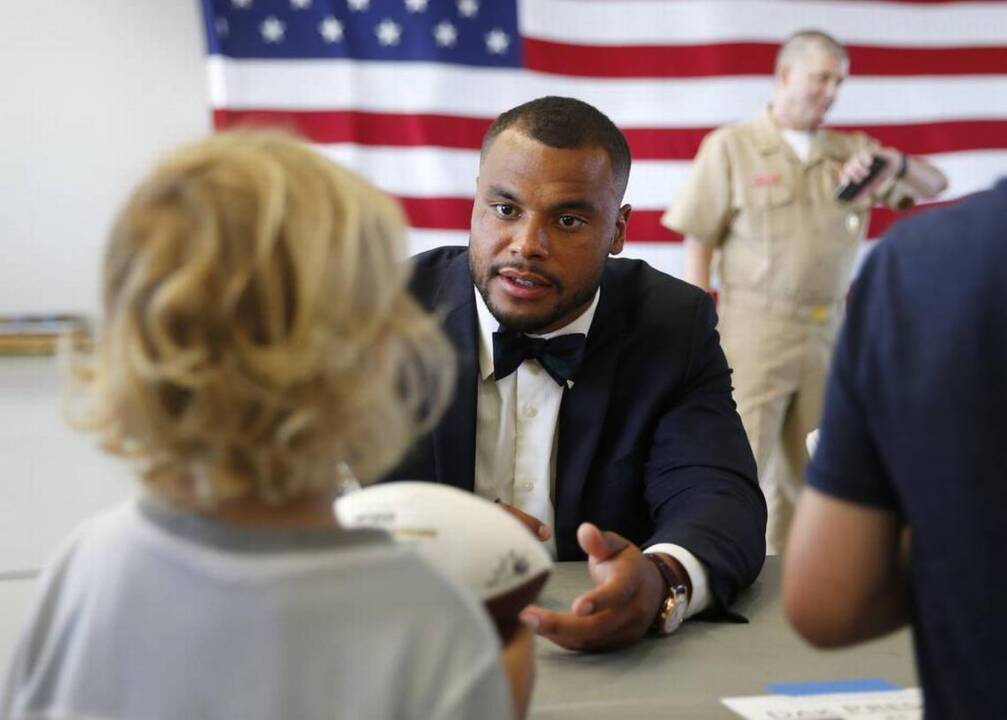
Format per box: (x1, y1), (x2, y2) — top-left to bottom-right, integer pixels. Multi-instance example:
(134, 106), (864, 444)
(662, 107), (913, 553)
(662, 106), (909, 312)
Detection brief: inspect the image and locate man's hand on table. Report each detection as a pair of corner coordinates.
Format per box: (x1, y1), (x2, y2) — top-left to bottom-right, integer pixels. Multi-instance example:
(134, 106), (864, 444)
(518, 522), (667, 652)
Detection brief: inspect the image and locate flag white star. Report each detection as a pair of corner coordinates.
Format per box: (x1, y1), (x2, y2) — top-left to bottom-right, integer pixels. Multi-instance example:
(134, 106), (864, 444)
(457, 0), (478, 18)
(319, 16), (344, 43)
(433, 20), (458, 48)
(404, 0), (429, 12)
(291, 0), (311, 8)
(260, 16), (285, 43)
(232, 0), (252, 8)
(485, 28), (510, 55)
(375, 18), (402, 46)
(215, 17), (229, 37)
(347, 0), (370, 11)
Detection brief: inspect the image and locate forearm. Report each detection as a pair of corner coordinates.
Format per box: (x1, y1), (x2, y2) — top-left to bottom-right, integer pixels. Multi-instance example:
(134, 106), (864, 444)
(901, 154), (948, 199)
(649, 476), (766, 612)
(792, 558), (910, 649)
(845, 569), (911, 645)
(683, 236), (714, 291)
(500, 625), (535, 720)
(784, 489), (910, 649)
(876, 146), (947, 200)
(847, 526), (913, 644)
(645, 293), (766, 611)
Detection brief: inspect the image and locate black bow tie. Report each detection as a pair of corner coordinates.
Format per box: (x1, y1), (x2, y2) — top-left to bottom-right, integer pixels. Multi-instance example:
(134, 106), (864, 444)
(492, 330), (587, 387)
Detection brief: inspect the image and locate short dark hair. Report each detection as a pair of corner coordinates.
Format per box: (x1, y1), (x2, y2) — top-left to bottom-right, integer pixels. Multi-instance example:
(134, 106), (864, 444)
(480, 96), (631, 200)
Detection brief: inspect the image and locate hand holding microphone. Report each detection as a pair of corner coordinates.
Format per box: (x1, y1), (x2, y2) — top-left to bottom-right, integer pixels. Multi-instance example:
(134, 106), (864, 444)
(835, 147), (909, 203)
(835, 153), (888, 202)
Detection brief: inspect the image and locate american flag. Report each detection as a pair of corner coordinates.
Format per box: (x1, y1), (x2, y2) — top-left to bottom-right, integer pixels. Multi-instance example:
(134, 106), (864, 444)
(201, 0), (1007, 278)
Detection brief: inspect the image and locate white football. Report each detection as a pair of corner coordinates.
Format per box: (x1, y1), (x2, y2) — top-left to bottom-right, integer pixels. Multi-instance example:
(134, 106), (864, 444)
(334, 482), (552, 637)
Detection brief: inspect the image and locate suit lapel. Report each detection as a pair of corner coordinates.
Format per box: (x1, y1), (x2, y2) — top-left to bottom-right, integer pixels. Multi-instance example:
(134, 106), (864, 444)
(554, 265), (631, 557)
(432, 252), (479, 491)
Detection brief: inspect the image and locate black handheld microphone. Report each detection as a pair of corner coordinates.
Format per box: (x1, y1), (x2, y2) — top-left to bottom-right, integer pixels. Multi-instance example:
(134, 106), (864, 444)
(835, 155), (887, 203)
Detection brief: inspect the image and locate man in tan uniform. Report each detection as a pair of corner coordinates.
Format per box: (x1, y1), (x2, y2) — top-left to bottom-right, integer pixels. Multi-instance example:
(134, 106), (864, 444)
(662, 30), (947, 553)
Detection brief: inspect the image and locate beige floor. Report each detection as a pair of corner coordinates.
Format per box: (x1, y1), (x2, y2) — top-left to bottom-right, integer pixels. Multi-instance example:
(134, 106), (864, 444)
(0, 357), (131, 670)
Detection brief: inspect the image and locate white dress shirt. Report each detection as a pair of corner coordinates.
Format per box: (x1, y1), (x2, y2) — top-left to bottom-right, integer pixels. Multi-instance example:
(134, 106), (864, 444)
(472, 289), (711, 617)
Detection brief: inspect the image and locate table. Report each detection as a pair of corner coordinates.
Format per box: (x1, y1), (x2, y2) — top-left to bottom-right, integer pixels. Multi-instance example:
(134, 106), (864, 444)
(0, 358), (916, 717)
(530, 558), (915, 719)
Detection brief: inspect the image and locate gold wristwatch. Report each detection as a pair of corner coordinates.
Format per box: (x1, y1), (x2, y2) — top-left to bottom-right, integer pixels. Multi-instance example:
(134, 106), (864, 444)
(645, 553), (689, 636)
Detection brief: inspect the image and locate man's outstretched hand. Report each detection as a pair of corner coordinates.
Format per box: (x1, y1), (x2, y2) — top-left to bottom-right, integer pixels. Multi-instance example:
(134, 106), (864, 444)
(518, 523), (667, 651)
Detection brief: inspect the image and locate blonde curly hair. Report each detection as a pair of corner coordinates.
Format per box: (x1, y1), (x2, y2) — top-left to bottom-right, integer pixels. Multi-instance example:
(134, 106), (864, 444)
(67, 131), (454, 507)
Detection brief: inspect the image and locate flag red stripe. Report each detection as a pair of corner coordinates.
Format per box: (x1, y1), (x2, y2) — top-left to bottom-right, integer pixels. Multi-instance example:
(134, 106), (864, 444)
(213, 109), (492, 150)
(523, 39), (1007, 78)
(628, 119), (1007, 159)
(854, 0), (1005, 4)
(398, 197), (472, 231)
(214, 110), (1007, 158)
(394, 197), (957, 243)
(867, 199), (957, 238)
(625, 205), (952, 244)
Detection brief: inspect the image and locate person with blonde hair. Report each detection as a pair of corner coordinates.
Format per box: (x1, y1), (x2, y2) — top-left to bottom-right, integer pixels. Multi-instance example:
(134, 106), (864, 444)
(0, 131), (532, 720)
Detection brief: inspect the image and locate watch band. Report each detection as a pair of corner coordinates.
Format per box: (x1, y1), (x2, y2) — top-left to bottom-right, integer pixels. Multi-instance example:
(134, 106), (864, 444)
(645, 553), (689, 636)
(895, 151), (908, 180)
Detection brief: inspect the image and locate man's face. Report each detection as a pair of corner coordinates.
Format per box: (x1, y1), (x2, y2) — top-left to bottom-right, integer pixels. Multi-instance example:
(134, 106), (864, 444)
(468, 128), (629, 334)
(776, 47), (848, 130)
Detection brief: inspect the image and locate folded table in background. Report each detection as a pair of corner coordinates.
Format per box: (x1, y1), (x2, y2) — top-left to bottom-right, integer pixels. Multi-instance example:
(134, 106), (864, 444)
(0, 315), (90, 356)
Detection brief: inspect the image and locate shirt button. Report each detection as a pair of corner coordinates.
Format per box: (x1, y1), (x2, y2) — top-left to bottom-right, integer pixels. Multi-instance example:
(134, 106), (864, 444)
(521, 481), (533, 491)
(523, 404), (538, 418)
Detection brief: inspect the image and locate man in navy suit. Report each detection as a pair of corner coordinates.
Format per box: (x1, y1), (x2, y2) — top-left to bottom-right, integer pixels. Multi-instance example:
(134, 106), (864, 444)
(784, 180), (1007, 718)
(389, 96), (766, 651)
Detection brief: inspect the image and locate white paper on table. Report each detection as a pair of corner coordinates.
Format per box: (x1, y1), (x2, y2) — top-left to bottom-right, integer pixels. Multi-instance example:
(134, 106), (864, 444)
(722, 687), (922, 719)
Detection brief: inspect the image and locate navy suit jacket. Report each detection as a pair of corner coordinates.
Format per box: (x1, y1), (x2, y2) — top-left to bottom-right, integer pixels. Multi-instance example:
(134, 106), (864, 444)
(388, 247), (766, 613)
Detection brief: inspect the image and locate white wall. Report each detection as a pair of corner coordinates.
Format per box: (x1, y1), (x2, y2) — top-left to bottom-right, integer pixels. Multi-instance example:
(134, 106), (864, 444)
(0, 4), (211, 664)
(0, 356), (135, 668)
(0, 1), (210, 316)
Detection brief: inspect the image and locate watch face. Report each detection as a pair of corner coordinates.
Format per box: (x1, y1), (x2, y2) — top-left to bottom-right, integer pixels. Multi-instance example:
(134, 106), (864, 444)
(658, 587), (688, 634)
(644, 554), (689, 635)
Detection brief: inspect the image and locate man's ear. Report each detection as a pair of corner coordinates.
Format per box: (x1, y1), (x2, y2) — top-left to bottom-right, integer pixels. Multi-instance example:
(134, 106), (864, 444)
(610, 204), (631, 256)
(777, 63), (791, 86)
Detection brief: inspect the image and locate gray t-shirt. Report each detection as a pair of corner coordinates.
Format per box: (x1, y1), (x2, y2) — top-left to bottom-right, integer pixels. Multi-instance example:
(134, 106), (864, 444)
(1, 497), (512, 720)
